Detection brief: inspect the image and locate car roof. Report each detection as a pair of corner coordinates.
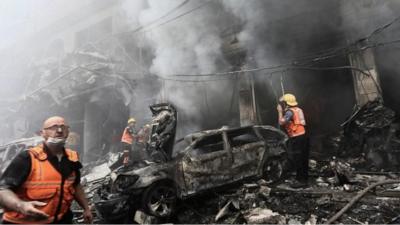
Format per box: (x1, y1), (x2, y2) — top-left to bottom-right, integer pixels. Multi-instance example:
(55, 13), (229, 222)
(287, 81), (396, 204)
(184, 125), (255, 142)
(0, 136), (43, 149)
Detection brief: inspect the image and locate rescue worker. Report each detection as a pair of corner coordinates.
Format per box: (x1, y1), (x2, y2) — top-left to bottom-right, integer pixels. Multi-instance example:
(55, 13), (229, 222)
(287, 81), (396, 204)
(277, 93), (309, 188)
(121, 117), (136, 166)
(0, 116), (93, 224)
(136, 124), (151, 145)
(135, 124), (151, 153)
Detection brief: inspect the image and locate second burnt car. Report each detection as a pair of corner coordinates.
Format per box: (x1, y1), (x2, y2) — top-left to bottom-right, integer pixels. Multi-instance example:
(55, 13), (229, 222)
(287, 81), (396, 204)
(94, 125), (288, 221)
(0, 136), (44, 176)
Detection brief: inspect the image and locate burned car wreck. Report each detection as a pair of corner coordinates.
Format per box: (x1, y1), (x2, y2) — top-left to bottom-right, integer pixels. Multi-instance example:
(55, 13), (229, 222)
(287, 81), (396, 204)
(145, 103), (178, 162)
(0, 136), (43, 176)
(93, 125), (288, 221)
(109, 103), (177, 170)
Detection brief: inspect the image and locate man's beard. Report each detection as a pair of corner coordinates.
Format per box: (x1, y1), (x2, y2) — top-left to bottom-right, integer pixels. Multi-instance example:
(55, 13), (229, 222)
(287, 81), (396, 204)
(46, 137), (66, 147)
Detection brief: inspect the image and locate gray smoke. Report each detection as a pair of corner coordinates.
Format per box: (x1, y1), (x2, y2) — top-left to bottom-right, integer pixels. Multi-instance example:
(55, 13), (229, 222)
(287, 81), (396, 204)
(125, 0), (400, 135)
(339, 0), (398, 40)
(2, 0), (400, 145)
(339, 0), (400, 113)
(135, 0), (235, 136)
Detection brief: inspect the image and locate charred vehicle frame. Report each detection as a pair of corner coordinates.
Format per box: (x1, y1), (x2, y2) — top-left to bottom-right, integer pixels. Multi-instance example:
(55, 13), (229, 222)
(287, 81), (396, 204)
(94, 125), (288, 221)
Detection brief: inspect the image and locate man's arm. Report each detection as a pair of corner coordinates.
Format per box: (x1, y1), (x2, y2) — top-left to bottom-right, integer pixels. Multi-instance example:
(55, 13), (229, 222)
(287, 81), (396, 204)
(0, 189), (21, 210)
(74, 184), (93, 223)
(277, 105), (293, 125)
(0, 189), (49, 219)
(277, 105), (288, 125)
(0, 150), (49, 220)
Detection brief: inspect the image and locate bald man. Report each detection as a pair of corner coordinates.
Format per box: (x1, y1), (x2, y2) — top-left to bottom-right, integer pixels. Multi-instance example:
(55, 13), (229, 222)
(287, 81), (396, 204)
(0, 116), (93, 224)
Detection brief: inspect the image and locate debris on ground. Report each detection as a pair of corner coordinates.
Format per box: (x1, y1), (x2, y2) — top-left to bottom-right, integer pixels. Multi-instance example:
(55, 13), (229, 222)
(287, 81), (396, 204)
(35, 100), (400, 224)
(333, 100), (400, 170)
(244, 207), (286, 224)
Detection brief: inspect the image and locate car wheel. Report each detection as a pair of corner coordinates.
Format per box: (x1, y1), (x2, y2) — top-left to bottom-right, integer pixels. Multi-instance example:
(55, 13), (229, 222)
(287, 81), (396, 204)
(263, 158), (285, 183)
(141, 181), (177, 218)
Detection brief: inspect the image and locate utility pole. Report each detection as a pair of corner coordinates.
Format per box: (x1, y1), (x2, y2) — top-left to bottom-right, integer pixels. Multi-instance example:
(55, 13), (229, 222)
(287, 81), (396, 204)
(238, 67), (259, 126)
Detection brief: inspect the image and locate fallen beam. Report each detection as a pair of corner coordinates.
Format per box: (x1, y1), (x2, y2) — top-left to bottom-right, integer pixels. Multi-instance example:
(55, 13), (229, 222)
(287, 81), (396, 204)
(326, 179), (400, 224)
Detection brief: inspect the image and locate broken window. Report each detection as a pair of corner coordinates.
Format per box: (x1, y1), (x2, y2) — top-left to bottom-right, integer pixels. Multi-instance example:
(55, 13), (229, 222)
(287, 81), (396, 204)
(227, 127), (261, 148)
(257, 127), (285, 145)
(192, 134), (224, 155)
(5, 145), (18, 161)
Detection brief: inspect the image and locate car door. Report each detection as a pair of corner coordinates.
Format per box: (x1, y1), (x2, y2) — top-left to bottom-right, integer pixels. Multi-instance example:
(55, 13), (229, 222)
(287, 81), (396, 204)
(228, 127), (265, 182)
(181, 132), (233, 195)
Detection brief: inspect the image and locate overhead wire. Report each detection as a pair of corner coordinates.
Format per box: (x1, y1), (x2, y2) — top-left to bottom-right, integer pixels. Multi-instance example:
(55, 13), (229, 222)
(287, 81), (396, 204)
(12, 3), (400, 115)
(88, 0), (210, 46)
(141, 0), (212, 33)
(129, 5), (399, 77)
(24, 9), (400, 90)
(128, 0), (190, 34)
(149, 35), (400, 84)
(290, 66), (383, 99)
(362, 14), (400, 42)
(73, 0), (212, 85)
(164, 38), (400, 80)
(74, 1), (400, 85)
(295, 14), (400, 66)
(136, 35), (400, 84)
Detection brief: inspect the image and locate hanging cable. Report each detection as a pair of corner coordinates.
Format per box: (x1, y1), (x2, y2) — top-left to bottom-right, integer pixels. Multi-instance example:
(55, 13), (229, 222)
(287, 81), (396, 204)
(142, 0), (212, 33)
(280, 70), (286, 96)
(168, 39), (400, 78)
(129, 0), (190, 34)
(286, 66), (382, 93)
(227, 73), (239, 120)
(203, 83), (211, 116)
(88, 0), (209, 46)
(268, 73), (281, 128)
(362, 14), (400, 42)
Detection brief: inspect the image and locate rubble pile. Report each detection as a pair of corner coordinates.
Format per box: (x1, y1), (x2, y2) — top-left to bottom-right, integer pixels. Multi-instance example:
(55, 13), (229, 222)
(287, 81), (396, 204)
(47, 100), (400, 224)
(67, 160), (400, 223)
(68, 100), (400, 224)
(344, 99), (396, 132)
(70, 137), (400, 225)
(172, 176), (400, 224)
(322, 100), (400, 170)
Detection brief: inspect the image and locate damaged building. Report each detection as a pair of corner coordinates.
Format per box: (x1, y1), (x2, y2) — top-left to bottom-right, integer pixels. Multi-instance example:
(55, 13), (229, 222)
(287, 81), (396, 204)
(1, 0), (400, 224)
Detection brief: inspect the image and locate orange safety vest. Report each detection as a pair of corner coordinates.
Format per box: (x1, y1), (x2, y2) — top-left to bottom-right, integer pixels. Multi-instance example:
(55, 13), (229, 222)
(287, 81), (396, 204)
(3, 144), (78, 224)
(121, 127), (134, 144)
(284, 107), (306, 138)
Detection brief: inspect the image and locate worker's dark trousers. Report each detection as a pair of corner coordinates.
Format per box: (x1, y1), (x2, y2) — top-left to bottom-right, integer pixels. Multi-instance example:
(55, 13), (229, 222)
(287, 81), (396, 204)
(288, 134), (309, 182)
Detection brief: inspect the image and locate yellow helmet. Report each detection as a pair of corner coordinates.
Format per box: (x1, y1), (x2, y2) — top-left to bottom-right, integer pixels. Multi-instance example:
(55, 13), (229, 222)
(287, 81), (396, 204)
(127, 118), (136, 124)
(279, 93), (298, 106)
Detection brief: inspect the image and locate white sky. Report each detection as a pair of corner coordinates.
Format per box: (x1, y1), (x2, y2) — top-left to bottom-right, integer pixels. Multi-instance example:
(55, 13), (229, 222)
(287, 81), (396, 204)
(0, 0), (91, 49)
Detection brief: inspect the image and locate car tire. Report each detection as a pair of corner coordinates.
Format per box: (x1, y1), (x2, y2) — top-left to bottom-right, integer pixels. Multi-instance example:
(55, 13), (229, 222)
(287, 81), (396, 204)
(262, 157), (286, 183)
(141, 180), (177, 218)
